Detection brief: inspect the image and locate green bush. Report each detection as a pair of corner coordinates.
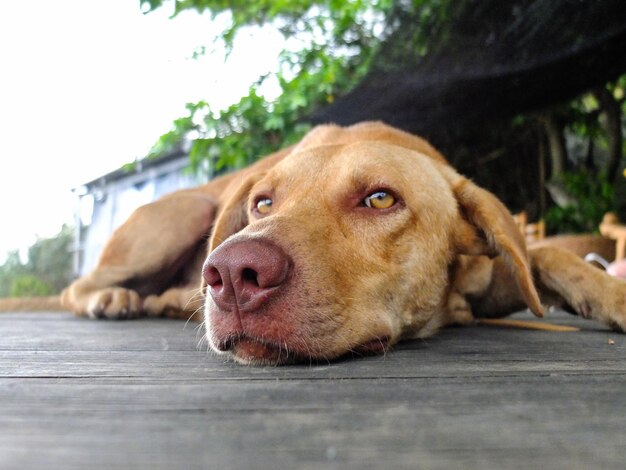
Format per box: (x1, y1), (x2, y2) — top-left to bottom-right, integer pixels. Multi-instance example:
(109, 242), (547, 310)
(0, 225), (73, 298)
(10, 275), (54, 297)
(545, 171), (615, 234)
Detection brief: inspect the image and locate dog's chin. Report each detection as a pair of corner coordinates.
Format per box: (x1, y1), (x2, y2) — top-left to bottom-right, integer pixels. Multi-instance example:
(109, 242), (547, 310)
(217, 336), (308, 366)
(231, 337), (287, 365)
(214, 334), (393, 366)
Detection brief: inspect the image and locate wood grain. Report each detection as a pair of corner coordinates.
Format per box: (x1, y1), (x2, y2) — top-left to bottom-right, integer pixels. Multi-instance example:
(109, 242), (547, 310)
(0, 310), (624, 469)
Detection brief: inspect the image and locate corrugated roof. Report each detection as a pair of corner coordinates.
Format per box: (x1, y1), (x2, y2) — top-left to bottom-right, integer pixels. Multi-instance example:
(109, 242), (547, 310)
(81, 148), (188, 190)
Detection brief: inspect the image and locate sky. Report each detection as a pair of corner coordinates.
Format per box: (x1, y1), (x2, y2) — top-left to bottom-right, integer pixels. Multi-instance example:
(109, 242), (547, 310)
(0, 0), (283, 260)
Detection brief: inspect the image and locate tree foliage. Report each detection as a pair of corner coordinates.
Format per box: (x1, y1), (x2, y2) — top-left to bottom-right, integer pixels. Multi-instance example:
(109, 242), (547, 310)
(0, 225), (73, 298)
(142, 0), (399, 171)
(542, 76), (626, 233)
(141, 0), (625, 235)
(544, 171), (616, 234)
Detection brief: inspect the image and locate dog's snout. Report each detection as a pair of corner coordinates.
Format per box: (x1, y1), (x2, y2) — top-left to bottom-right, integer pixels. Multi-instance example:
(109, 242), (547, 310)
(204, 239), (291, 312)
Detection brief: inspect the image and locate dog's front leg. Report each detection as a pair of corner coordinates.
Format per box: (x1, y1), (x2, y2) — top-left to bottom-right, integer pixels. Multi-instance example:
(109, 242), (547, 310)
(62, 192), (217, 319)
(529, 245), (626, 331)
(448, 255), (525, 321)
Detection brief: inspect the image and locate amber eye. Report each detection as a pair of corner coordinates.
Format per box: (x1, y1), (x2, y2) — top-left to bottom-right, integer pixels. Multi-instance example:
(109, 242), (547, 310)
(363, 191), (396, 209)
(254, 197), (273, 215)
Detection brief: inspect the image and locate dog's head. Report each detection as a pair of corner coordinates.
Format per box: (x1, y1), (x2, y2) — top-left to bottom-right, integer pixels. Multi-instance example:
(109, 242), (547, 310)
(202, 126), (541, 365)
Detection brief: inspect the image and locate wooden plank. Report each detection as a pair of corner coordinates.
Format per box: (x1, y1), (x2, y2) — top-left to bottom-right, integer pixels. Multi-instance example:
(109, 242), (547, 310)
(2, 375), (625, 469)
(0, 310), (624, 469)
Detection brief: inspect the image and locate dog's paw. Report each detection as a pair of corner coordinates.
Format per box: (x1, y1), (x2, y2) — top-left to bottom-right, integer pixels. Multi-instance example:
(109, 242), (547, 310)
(86, 287), (143, 319)
(579, 279), (626, 333)
(444, 291), (476, 326)
(604, 298), (626, 333)
(142, 295), (168, 317)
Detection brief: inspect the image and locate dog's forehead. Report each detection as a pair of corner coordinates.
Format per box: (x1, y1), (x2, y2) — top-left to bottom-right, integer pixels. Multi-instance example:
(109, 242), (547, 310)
(269, 141), (438, 185)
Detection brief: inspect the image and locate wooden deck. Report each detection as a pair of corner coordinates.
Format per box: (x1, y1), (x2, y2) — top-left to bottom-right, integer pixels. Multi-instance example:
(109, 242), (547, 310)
(1, 309), (624, 469)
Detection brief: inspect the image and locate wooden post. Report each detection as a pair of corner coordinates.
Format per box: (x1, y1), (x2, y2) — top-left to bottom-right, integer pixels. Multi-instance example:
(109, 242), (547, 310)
(599, 212), (626, 260)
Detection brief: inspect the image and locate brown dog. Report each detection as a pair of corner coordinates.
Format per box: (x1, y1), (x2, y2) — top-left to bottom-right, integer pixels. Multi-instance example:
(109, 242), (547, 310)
(61, 122), (626, 365)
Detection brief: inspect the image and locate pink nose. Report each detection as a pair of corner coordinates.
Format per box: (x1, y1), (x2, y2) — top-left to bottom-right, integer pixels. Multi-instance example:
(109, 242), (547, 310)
(203, 239), (291, 312)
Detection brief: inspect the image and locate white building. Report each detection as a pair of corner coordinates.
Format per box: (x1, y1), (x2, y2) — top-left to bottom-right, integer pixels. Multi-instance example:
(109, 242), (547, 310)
(72, 150), (209, 277)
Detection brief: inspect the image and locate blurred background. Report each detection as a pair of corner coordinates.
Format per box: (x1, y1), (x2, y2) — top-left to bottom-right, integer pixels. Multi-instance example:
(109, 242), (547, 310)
(1, 0), (625, 298)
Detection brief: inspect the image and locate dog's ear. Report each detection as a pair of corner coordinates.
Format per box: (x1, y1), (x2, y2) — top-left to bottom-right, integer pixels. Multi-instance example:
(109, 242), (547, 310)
(209, 173), (264, 252)
(442, 168), (544, 317)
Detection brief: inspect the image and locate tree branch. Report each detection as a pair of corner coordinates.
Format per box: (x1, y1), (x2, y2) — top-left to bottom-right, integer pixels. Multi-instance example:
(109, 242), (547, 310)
(539, 114), (568, 178)
(593, 87), (623, 181)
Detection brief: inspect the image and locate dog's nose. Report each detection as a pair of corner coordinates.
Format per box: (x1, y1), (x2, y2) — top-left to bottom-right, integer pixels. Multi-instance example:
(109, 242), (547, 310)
(203, 239), (291, 312)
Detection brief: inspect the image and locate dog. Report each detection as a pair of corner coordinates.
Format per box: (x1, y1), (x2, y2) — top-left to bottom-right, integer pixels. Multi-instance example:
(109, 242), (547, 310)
(61, 121), (626, 365)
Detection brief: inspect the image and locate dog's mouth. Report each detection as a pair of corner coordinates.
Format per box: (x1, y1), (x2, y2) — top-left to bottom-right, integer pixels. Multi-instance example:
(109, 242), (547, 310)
(214, 333), (391, 365)
(352, 336), (391, 356)
(215, 334), (308, 365)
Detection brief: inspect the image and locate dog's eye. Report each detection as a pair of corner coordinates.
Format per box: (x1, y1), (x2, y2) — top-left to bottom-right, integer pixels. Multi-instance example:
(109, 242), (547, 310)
(254, 197), (273, 215)
(363, 191), (396, 210)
